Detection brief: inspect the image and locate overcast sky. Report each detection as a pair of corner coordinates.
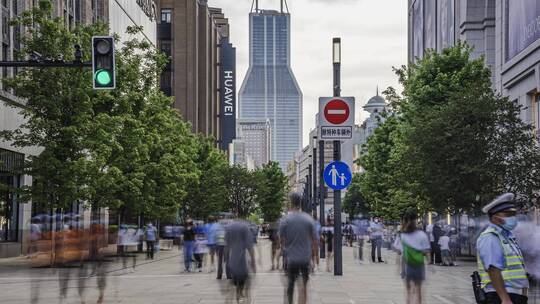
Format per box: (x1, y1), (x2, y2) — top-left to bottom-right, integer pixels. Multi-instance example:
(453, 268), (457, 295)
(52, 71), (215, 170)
(208, 0), (408, 146)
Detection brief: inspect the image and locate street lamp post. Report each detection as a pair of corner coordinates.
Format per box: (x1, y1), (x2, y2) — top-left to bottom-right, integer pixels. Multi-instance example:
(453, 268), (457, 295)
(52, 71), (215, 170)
(307, 163), (312, 213)
(332, 37), (343, 276)
(319, 138), (325, 259)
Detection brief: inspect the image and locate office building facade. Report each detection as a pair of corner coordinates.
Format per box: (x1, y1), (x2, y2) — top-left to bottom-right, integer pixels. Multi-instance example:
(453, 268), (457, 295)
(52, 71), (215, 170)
(239, 3), (302, 172)
(408, 0), (540, 224)
(156, 0), (236, 148)
(408, 0), (540, 135)
(235, 119), (272, 168)
(0, 0), (157, 258)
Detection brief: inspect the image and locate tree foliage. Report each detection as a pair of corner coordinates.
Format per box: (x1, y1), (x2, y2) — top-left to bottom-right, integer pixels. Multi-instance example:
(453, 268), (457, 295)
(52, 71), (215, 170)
(255, 161), (287, 222)
(183, 136), (229, 220)
(0, 1), (202, 221)
(358, 43), (540, 218)
(227, 165), (258, 218)
(343, 173), (370, 218)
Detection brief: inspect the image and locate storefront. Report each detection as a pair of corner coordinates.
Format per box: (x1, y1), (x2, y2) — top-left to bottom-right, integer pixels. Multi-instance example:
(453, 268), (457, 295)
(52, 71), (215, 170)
(0, 148), (25, 257)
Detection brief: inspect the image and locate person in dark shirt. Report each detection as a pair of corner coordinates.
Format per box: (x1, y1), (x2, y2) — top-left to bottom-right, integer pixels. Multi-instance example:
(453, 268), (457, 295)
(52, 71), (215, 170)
(322, 219), (334, 272)
(183, 219), (195, 272)
(279, 193), (317, 304)
(225, 219), (256, 303)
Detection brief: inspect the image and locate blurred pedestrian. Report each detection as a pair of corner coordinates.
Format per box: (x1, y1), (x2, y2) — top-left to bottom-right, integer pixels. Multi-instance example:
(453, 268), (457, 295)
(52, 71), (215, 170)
(183, 219), (195, 272)
(194, 233), (208, 272)
(477, 193), (529, 304)
(425, 219), (436, 264)
(144, 222), (157, 260)
(369, 217), (384, 263)
(268, 222), (281, 270)
(354, 217), (369, 262)
(322, 218), (334, 272)
(214, 218), (229, 279)
(312, 216), (321, 271)
(433, 220), (444, 264)
(394, 209), (431, 304)
(438, 232), (452, 266)
(206, 216), (218, 272)
(225, 217), (256, 303)
(279, 192), (317, 304)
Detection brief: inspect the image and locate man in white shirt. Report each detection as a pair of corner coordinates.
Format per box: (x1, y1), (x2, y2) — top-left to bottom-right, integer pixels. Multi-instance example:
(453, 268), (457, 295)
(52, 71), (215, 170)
(369, 217), (384, 263)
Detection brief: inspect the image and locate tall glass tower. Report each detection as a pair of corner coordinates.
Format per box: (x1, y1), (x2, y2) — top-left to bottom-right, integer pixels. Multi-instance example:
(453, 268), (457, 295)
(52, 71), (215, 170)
(239, 2), (302, 172)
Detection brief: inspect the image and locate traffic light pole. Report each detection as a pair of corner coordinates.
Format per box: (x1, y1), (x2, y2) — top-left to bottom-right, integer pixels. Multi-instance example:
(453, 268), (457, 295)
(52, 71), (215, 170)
(332, 37), (343, 276)
(0, 61), (91, 68)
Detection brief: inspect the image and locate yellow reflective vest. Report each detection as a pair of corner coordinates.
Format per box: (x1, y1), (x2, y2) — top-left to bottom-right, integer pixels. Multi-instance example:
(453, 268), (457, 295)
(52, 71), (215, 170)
(476, 227), (528, 293)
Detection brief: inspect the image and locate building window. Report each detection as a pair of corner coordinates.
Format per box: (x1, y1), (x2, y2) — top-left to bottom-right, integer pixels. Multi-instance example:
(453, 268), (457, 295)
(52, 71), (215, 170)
(506, 0), (540, 60)
(161, 9), (171, 23)
(160, 39), (172, 57)
(412, 0), (424, 60)
(2, 44), (8, 90)
(532, 93), (540, 138)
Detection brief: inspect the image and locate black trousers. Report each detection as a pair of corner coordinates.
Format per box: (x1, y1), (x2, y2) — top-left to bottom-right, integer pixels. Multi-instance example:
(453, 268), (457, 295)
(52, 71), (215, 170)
(358, 238), (364, 261)
(216, 245), (230, 279)
(286, 263), (309, 304)
(486, 292), (528, 304)
(146, 241), (155, 259)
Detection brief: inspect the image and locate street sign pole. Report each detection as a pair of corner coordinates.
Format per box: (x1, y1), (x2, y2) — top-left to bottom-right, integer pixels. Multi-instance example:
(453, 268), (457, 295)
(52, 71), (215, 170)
(333, 140), (342, 276)
(332, 37), (343, 276)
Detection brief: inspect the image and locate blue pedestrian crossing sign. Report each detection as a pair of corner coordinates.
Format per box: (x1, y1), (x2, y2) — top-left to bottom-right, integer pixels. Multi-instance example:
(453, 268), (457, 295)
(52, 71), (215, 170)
(323, 161), (352, 190)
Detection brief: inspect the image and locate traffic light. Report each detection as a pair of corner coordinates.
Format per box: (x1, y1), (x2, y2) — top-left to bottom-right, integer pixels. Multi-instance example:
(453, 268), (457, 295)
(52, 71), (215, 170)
(92, 36), (115, 89)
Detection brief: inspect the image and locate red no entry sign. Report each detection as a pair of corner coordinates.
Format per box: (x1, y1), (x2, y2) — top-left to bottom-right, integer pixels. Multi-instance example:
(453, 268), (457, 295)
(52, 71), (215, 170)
(324, 99), (350, 125)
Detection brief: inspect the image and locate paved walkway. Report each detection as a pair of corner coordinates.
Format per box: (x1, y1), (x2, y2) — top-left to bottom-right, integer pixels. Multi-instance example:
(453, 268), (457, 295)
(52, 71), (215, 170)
(0, 239), (479, 304)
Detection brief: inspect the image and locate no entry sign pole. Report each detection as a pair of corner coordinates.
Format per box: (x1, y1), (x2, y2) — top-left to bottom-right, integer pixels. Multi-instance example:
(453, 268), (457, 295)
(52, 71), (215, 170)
(332, 37), (343, 276)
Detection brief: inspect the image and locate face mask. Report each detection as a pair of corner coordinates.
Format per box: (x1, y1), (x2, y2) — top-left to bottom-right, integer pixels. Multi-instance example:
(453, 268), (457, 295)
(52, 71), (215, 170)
(499, 216), (518, 231)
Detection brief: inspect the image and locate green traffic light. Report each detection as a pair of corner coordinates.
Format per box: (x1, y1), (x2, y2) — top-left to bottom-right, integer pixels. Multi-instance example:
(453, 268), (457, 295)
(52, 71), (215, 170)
(95, 69), (112, 86)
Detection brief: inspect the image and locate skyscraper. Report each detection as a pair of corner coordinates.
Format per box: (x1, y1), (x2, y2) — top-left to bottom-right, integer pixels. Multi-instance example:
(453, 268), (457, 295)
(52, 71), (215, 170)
(239, 0), (302, 172)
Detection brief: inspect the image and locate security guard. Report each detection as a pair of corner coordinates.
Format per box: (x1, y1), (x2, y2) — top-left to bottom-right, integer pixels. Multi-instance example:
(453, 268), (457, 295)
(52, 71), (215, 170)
(477, 193), (529, 304)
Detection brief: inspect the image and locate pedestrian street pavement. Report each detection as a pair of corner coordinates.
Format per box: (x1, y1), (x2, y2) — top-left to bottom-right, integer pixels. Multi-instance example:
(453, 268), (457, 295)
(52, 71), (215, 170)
(0, 239), (479, 304)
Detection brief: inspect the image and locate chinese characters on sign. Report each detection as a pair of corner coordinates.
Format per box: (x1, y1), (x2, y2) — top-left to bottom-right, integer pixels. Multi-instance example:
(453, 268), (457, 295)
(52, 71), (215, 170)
(320, 126), (352, 139)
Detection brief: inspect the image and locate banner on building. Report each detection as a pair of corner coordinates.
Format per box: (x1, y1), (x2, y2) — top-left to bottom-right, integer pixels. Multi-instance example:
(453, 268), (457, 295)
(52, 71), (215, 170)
(220, 38), (236, 151)
(508, 0), (540, 60)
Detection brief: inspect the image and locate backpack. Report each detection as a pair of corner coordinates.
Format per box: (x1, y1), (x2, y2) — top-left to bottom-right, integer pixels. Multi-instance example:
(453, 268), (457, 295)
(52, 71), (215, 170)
(402, 241), (424, 267)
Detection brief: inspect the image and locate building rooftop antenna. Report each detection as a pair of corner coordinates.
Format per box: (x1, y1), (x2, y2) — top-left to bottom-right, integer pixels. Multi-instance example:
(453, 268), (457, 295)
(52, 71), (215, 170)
(283, 0), (290, 13)
(251, 0), (259, 13)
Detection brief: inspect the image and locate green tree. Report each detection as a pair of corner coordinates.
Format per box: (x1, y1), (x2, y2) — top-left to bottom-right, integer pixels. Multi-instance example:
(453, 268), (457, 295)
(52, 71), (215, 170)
(396, 43), (540, 211)
(227, 165), (257, 218)
(183, 136), (229, 220)
(343, 173), (369, 218)
(0, 1), (199, 223)
(255, 161), (287, 222)
(0, 1), (111, 210)
(360, 43), (540, 217)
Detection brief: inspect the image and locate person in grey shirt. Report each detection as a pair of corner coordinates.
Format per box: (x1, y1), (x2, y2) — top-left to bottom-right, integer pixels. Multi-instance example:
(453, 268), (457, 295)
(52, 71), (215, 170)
(225, 218), (256, 303)
(279, 192), (317, 304)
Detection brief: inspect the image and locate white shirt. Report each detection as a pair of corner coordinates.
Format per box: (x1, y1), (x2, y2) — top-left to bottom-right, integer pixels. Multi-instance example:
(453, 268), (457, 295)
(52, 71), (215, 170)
(426, 224), (435, 242)
(394, 230), (431, 253)
(438, 235), (450, 250)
